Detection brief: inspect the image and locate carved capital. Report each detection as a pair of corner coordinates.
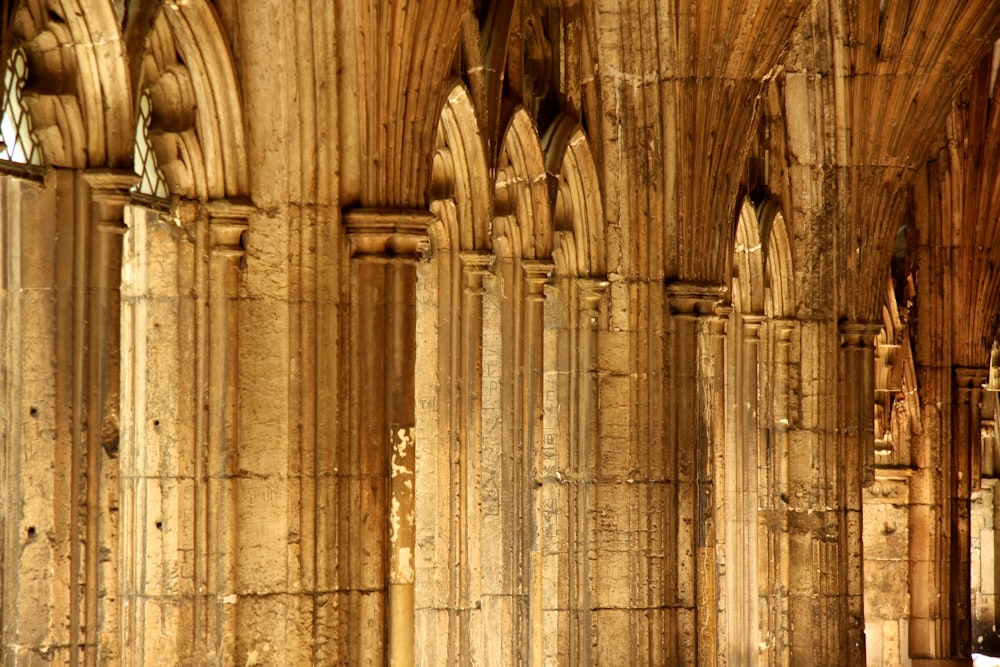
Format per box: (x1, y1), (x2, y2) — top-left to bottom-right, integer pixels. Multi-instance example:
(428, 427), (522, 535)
(954, 367), (989, 394)
(667, 281), (726, 316)
(741, 313), (767, 339)
(344, 208), (432, 257)
(206, 199), (253, 256)
(578, 278), (609, 308)
(82, 170), (138, 232)
(460, 251), (492, 273)
(460, 251), (491, 294)
(771, 318), (796, 344)
(839, 320), (882, 349)
(521, 259), (553, 296)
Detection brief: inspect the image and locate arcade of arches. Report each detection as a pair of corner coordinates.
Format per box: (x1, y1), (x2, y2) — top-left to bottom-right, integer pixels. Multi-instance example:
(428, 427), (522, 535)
(5, 1), (1000, 665)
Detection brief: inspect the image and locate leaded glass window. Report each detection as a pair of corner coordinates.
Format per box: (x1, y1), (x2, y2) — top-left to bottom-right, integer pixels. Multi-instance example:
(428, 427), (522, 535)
(0, 48), (43, 166)
(133, 90), (168, 199)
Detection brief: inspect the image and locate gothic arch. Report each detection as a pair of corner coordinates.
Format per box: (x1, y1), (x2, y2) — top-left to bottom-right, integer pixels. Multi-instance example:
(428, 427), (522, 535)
(760, 200), (795, 319)
(136, 0), (247, 201)
(732, 199), (765, 314)
(9, 0), (131, 168)
(495, 107), (553, 260)
(430, 81), (491, 252)
(543, 115), (606, 278)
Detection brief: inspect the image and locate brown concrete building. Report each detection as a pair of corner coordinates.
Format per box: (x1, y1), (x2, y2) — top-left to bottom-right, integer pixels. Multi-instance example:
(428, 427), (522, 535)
(2, 1), (1000, 665)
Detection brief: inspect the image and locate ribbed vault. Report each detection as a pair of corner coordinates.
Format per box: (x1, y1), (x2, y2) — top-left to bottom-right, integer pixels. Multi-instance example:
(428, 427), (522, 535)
(832, 0), (1000, 321)
(337, 0), (467, 208)
(587, 0), (811, 281)
(945, 47), (1000, 367)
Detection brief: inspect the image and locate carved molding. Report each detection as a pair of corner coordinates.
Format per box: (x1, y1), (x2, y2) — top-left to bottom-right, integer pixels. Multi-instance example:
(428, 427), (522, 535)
(955, 367), (989, 392)
(839, 320), (882, 348)
(344, 207), (433, 258)
(206, 199), (252, 256)
(82, 170), (138, 233)
(139, 0), (248, 200)
(667, 281), (727, 316)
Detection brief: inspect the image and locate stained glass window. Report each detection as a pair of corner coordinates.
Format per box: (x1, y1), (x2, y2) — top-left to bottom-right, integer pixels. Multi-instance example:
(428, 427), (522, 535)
(0, 48), (43, 166)
(133, 90), (168, 199)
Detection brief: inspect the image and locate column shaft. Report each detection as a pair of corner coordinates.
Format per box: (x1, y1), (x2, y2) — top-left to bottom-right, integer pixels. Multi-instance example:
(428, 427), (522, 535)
(666, 282), (726, 665)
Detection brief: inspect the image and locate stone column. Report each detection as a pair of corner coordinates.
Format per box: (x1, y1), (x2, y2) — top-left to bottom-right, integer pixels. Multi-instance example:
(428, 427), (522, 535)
(343, 209), (429, 666)
(455, 251), (490, 662)
(726, 312), (765, 663)
(80, 171), (135, 665)
(1, 169), (135, 665)
(781, 318), (871, 665)
(522, 260), (551, 667)
(838, 321), (880, 666)
(950, 368), (988, 660)
(759, 319), (795, 666)
(120, 199), (249, 665)
(479, 265), (508, 665)
(1, 171), (66, 665)
(202, 201), (249, 663)
(909, 368), (985, 667)
(412, 246), (493, 664)
(120, 200), (199, 665)
(665, 282), (727, 665)
(570, 278), (605, 664)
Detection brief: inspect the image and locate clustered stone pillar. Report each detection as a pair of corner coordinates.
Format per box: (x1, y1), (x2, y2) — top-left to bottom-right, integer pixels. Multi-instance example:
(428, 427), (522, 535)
(1, 169), (135, 664)
(80, 172), (135, 664)
(120, 199), (248, 665)
(202, 202), (249, 662)
(0, 170), (135, 664)
(759, 319), (795, 666)
(665, 282), (727, 665)
(454, 251), (490, 659)
(522, 260), (552, 667)
(344, 209), (429, 667)
(726, 311), (765, 664)
(951, 368), (988, 659)
(838, 321), (881, 665)
(567, 278), (605, 664)
(479, 264), (509, 664)
(2, 173), (67, 663)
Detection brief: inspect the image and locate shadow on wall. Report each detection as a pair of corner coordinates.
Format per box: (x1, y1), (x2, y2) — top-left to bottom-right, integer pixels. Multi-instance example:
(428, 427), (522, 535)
(975, 630), (1000, 664)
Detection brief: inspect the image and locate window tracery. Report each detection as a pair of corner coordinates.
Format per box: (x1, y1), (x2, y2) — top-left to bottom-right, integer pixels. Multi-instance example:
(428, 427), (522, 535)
(0, 48), (42, 166)
(132, 90), (169, 199)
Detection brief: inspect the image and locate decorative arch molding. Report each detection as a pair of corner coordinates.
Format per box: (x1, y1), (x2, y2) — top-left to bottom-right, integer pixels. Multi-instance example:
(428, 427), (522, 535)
(543, 115), (606, 278)
(9, 0), (131, 168)
(136, 0), (247, 201)
(429, 81), (491, 252)
(759, 200), (795, 319)
(732, 199), (765, 315)
(494, 107), (553, 260)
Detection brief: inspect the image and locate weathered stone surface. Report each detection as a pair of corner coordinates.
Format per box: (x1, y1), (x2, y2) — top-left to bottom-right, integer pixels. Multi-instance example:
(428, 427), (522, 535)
(3, 1), (1000, 665)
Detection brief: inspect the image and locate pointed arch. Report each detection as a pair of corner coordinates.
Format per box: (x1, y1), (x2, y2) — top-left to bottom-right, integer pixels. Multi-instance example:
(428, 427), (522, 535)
(495, 107), (552, 259)
(430, 81), (491, 251)
(760, 200), (795, 319)
(135, 0), (247, 200)
(543, 115), (606, 277)
(10, 0), (131, 168)
(732, 199), (765, 315)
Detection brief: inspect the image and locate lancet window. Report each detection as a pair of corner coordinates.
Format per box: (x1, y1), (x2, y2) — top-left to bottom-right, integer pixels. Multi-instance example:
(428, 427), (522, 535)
(0, 48), (42, 166)
(132, 90), (169, 199)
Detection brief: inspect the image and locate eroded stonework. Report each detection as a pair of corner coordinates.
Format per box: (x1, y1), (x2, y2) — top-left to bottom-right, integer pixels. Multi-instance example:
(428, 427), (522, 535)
(3, 1), (1000, 666)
